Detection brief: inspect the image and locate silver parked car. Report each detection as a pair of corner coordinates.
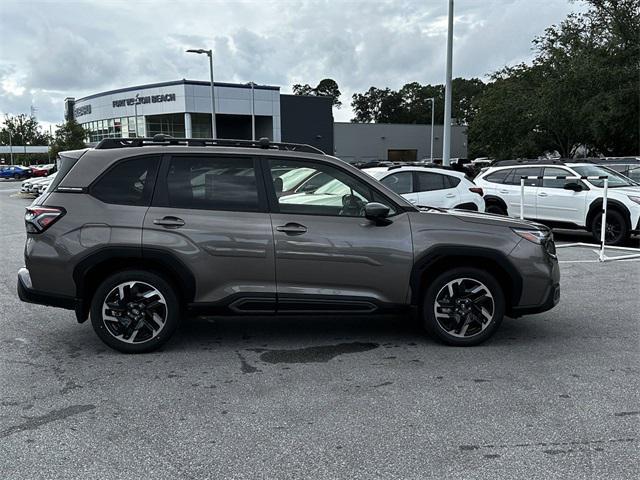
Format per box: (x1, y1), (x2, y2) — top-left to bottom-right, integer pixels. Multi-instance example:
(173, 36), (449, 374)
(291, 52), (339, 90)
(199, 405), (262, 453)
(18, 136), (560, 353)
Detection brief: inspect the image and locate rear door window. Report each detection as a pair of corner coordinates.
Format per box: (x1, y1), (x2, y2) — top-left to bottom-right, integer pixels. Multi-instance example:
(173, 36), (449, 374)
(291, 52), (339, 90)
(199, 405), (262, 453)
(380, 172), (413, 194)
(164, 156), (261, 212)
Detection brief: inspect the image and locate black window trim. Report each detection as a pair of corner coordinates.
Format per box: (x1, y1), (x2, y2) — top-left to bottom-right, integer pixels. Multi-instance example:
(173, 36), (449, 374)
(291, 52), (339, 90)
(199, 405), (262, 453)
(151, 153), (269, 213)
(88, 153), (161, 206)
(260, 156), (407, 218)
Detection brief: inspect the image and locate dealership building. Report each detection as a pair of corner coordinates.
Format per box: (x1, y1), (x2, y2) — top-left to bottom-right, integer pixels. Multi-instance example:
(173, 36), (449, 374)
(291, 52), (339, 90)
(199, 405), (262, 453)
(65, 80), (467, 161)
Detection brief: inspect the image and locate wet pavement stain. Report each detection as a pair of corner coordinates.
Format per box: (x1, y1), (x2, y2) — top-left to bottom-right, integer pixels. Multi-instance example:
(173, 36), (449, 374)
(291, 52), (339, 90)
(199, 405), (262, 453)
(236, 351), (261, 374)
(0, 404), (96, 438)
(254, 342), (379, 364)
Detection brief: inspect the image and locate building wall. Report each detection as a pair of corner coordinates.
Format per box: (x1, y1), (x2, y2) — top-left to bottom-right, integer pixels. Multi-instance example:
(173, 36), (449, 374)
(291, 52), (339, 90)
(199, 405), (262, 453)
(72, 80), (281, 142)
(333, 122), (468, 164)
(280, 95), (334, 154)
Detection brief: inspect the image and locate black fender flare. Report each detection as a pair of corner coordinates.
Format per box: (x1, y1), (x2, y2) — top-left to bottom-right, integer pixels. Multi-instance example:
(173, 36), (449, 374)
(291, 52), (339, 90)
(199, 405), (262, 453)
(409, 245), (523, 308)
(483, 195), (508, 211)
(72, 246), (196, 321)
(586, 198), (631, 231)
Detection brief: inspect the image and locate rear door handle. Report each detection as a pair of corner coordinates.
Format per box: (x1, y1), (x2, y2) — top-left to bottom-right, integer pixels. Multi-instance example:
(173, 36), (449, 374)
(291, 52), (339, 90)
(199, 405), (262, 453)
(445, 193), (456, 198)
(153, 216), (185, 228)
(538, 192), (548, 197)
(499, 190), (510, 194)
(276, 222), (308, 235)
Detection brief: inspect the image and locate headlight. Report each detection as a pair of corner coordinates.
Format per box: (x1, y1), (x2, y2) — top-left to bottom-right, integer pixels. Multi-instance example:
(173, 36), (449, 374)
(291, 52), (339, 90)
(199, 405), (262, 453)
(628, 195), (640, 205)
(512, 228), (548, 244)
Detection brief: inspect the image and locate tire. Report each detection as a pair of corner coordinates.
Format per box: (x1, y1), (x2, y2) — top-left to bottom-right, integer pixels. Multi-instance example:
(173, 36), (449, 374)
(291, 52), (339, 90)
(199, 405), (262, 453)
(591, 209), (628, 246)
(13, 173), (19, 180)
(422, 267), (505, 346)
(90, 270), (180, 353)
(485, 203), (507, 216)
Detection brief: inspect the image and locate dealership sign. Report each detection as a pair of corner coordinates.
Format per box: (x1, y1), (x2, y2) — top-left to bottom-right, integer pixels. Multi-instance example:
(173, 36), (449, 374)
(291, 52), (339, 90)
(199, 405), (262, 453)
(112, 93), (177, 108)
(74, 105), (92, 117)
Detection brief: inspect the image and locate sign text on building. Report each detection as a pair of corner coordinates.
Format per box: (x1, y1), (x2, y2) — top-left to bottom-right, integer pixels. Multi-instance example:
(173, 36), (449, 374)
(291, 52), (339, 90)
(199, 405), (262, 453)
(112, 93), (176, 108)
(74, 105), (92, 117)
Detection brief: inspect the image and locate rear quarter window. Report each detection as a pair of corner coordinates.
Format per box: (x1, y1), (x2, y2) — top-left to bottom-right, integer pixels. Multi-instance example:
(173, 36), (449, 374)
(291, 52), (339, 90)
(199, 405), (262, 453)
(484, 169), (510, 184)
(90, 156), (160, 206)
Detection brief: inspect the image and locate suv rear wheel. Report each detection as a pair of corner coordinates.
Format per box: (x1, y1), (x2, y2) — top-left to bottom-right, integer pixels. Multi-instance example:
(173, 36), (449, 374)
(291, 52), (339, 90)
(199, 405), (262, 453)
(422, 267), (505, 346)
(90, 270), (180, 353)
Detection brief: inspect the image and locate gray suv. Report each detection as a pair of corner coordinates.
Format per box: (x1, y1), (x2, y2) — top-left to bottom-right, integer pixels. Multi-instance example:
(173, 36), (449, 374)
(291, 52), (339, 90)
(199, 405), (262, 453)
(17, 136), (560, 353)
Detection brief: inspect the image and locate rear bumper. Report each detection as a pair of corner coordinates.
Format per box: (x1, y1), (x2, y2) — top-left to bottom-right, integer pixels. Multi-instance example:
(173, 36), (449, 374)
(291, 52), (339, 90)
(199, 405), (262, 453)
(17, 267), (77, 311)
(510, 282), (560, 317)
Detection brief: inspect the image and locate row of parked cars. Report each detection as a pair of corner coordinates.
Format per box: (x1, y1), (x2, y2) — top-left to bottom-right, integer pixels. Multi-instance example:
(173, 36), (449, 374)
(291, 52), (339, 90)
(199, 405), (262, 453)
(20, 172), (58, 196)
(363, 156), (640, 245)
(0, 163), (56, 180)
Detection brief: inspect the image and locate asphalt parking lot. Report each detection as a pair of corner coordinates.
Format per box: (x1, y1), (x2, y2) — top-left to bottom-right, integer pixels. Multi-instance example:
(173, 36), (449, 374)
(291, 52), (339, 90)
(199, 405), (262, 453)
(0, 179), (638, 480)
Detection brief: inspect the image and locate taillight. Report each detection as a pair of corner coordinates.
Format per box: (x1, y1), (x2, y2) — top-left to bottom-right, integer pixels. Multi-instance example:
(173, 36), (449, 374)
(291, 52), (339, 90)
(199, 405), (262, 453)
(469, 187), (484, 196)
(24, 206), (65, 233)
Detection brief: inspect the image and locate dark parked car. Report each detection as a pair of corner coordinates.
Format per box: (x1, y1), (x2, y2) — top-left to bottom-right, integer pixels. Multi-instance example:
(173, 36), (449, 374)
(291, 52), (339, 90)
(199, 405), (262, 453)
(18, 136), (560, 353)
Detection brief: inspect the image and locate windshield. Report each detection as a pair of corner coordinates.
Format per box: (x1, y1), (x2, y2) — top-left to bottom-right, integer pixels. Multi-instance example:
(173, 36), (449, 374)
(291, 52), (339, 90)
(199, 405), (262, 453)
(572, 165), (637, 188)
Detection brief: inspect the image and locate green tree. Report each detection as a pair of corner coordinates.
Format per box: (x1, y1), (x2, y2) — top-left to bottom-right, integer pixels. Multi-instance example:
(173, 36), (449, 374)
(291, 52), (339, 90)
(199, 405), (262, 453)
(50, 120), (87, 158)
(468, 0), (640, 159)
(293, 78), (342, 108)
(0, 114), (51, 147)
(351, 78), (485, 125)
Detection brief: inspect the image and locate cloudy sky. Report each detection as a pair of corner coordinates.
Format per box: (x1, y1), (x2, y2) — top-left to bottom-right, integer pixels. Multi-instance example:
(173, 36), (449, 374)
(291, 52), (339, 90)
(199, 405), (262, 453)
(0, 0), (585, 128)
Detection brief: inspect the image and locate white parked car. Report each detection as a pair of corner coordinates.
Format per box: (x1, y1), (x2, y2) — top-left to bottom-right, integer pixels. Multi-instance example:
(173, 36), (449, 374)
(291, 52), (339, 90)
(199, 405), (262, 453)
(21, 173), (57, 195)
(474, 161), (640, 245)
(364, 166), (485, 211)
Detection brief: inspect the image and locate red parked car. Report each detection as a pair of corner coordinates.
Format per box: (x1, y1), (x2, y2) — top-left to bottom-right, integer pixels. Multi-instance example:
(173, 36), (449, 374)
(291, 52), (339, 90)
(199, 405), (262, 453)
(29, 164), (54, 177)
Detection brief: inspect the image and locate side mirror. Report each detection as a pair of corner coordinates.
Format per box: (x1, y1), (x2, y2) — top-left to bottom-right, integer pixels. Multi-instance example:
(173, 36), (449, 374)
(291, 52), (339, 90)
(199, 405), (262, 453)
(564, 182), (583, 192)
(365, 202), (391, 225)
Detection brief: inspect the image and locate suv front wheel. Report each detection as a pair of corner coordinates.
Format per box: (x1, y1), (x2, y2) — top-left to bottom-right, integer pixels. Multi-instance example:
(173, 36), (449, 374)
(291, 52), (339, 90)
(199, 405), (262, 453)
(90, 270), (180, 353)
(422, 267), (505, 346)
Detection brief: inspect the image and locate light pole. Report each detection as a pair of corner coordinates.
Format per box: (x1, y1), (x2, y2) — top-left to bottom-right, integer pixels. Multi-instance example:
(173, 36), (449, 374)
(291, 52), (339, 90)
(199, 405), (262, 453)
(187, 48), (216, 138)
(246, 81), (256, 141)
(427, 97), (435, 162)
(8, 128), (13, 165)
(442, 0), (454, 166)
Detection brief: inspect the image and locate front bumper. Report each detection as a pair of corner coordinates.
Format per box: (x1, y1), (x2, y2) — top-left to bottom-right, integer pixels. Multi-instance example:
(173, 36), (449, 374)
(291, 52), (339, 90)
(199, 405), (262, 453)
(17, 267), (77, 310)
(510, 282), (560, 317)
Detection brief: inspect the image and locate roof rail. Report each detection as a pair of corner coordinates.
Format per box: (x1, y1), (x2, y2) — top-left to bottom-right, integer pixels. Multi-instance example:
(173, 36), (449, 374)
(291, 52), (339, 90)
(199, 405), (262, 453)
(491, 158), (565, 167)
(94, 135), (325, 155)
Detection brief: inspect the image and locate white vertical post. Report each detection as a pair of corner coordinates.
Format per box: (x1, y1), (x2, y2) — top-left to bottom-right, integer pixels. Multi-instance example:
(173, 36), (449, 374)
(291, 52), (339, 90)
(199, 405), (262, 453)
(599, 177), (608, 262)
(251, 82), (256, 141)
(442, 0), (454, 166)
(208, 52), (216, 139)
(184, 112), (193, 138)
(429, 97), (435, 162)
(520, 177), (525, 220)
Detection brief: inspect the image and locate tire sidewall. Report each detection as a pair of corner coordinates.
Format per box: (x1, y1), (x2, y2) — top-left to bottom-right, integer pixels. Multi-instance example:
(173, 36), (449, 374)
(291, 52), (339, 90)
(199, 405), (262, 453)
(422, 267), (505, 346)
(591, 210), (628, 246)
(90, 270), (180, 353)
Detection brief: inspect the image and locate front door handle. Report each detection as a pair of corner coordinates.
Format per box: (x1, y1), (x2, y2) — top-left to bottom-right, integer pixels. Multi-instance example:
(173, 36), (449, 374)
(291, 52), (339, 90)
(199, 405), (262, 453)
(276, 222), (308, 235)
(153, 216), (185, 228)
(538, 192), (548, 197)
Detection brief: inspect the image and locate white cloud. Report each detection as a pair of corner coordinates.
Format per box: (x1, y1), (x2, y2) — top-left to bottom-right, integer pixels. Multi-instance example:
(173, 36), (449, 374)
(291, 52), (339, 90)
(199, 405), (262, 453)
(0, 0), (586, 124)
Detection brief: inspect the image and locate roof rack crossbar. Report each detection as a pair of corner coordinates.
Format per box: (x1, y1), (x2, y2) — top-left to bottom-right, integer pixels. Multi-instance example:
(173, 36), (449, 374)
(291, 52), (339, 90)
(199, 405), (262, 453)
(94, 136), (325, 155)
